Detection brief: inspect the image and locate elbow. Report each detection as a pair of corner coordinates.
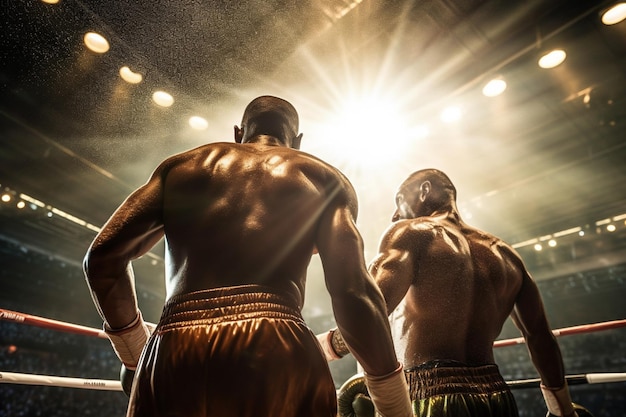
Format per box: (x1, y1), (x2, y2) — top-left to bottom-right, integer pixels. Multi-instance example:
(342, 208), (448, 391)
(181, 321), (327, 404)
(83, 250), (96, 281)
(83, 247), (103, 286)
(83, 243), (127, 285)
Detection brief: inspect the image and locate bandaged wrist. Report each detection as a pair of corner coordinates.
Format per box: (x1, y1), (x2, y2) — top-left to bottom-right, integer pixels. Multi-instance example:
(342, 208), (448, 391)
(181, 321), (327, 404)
(104, 311), (151, 370)
(364, 362), (413, 417)
(317, 329), (346, 361)
(541, 383), (575, 416)
(331, 328), (350, 357)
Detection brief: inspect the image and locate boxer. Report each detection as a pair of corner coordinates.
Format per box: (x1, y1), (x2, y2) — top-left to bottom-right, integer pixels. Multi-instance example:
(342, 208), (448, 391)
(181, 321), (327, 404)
(84, 96), (412, 417)
(319, 169), (588, 417)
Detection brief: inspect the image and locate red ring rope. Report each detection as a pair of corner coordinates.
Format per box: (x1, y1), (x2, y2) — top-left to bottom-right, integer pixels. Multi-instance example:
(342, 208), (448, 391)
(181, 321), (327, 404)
(2, 308), (623, 346)
(0, 308), (108, 339)
(493, 319), (626, 348)
(507, 372), (626, 389)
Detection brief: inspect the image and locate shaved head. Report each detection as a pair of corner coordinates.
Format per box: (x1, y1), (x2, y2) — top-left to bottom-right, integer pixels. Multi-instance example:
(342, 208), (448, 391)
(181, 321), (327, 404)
(239, 96), (300, 144)
(403, 169), (457, 200)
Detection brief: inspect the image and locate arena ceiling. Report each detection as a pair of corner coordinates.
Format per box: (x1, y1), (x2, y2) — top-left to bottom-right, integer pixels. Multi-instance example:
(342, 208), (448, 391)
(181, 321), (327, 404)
(1, 0), (626, 312)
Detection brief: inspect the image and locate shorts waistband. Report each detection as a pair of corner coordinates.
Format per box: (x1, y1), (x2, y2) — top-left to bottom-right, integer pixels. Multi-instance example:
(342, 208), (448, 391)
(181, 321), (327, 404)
(159, 284), (304, 330)
(405, 362), (509, 399)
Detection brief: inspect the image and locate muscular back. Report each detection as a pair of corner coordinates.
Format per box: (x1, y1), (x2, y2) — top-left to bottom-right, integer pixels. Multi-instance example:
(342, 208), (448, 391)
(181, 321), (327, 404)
(378, 217), (524, 367)
(160, 141), (347, 304)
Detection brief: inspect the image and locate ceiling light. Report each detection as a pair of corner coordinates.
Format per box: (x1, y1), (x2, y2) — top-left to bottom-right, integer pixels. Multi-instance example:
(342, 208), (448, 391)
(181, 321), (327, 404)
(41, 0), (60, 4)
(482, 78), (507, 97)
(440, 106), (462, 123)
(84, 32), (110, 54)
(189, 116), (208, 130)
(602, 3), (626, 25)
(119, 66), (143, 84)
(1, 193), (11, 202)
(538, 49), (566, 69)
(16, 201), (26, 209)
(411, 125), (430, 139)
(534, 243), (543, 251)
(152, 91), (174, 107)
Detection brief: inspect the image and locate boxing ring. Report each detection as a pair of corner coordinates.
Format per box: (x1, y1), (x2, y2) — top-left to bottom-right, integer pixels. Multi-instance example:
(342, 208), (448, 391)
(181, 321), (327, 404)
(1, 307), (625, 395)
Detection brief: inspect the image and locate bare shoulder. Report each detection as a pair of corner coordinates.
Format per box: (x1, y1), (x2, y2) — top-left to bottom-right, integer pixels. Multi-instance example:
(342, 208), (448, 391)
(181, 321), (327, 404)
(154, 142), (231, 171)
(288, 148), (352, 182)
(493, 237), (525, 267)
(286, 148), (358, 207)
(382, 218), (437, 249)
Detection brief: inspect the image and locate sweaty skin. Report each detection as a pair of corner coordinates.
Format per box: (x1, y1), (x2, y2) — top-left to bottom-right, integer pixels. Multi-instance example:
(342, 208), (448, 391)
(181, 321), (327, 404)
(369, 169), (568, 388)
(83, 96), (398, 378)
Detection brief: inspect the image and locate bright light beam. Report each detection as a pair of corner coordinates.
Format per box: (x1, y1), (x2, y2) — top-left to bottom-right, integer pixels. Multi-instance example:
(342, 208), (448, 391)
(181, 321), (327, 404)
(307, 94), (412, 171)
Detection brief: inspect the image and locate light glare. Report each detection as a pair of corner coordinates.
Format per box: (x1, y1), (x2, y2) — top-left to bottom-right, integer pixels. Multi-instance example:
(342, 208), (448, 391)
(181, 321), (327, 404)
(84, 32), (110, 54)
(119, 66), (143, 84)
(189, 116), (208, 130)
(152, 91), (174, 107)
(602, 3), (626, 25)
(440, 106), (462, 123)
(538, 49), (566, 69)
(482, 78), (507, 97)
(309, 95), (410, 168)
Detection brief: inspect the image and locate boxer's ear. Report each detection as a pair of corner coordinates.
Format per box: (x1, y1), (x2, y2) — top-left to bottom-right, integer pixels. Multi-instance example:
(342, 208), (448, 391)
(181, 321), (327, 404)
(291, 133), (302, 150)
(234, 125), (244, 143)
(419, 180), (431, 202)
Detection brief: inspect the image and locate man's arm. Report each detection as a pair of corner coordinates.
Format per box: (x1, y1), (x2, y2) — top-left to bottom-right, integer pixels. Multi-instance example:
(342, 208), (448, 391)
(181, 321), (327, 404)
(368, 222), (416, 315)
(316, 200), (397, 375)
(83, 163), (167, 330)
(511, 265), (577, 417)
(316, 222), (416, 362)
(315, 180), (412, 417)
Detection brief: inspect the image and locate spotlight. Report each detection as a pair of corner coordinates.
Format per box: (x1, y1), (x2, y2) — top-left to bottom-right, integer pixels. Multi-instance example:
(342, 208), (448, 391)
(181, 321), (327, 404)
(482, 78), (507, 97)
(601, 3), (626, 25)
(189, 116), (208, 130)
(538, 49), (566, 69)
(440, 106), (463, 123)
(152, 91), (174, 107)
(84, 32), (110, 54)
(119, 66), (143, 84)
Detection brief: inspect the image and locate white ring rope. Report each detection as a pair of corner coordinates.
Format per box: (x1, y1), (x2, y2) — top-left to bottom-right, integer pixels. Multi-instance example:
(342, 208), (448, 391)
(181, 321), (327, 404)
(2, 370), (624, 391)
(0, 371), (122, 391)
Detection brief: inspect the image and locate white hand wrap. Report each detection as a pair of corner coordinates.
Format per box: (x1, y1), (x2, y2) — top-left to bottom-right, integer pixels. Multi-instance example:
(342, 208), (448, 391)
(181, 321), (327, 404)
(364, 363), (413, 417)
(541, 382), (575, 416)
(317, 330), (342, 361)
(104, 311), (152, 370)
